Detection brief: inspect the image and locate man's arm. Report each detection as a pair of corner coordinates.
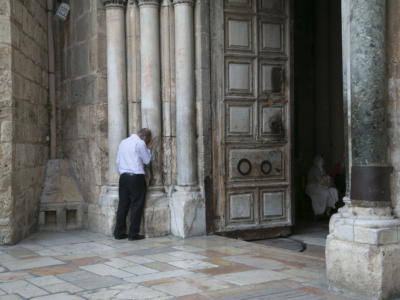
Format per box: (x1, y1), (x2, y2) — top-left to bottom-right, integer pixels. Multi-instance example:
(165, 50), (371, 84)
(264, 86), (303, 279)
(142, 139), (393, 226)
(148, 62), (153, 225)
(138, 141), (151, 165)
(116, 146), (121, 170)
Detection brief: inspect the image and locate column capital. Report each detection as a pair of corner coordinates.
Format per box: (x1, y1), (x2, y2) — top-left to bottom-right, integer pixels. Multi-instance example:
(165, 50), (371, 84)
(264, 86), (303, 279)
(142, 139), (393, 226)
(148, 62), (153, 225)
(173, 0), (194, 6)
(102, 0), (126, 9)
(138, 0), (160, 7)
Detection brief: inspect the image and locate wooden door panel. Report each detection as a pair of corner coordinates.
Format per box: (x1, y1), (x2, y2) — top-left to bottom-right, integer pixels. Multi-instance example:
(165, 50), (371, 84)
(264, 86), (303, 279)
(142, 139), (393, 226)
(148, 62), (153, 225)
(212, 0), (291, 233)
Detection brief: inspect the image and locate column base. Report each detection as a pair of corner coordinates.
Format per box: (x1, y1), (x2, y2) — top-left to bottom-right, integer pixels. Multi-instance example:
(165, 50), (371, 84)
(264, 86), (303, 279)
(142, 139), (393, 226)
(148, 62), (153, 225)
(142, 187), (170, 237)
(169, 186), (205, 238)
(87, 186), (119, 236)
(326, 207), (400, 300)
(87, 185), (171, 238)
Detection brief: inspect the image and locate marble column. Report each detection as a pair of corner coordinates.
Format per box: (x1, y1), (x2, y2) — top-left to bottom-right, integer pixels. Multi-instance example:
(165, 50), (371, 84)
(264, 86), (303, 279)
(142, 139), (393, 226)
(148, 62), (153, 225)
(104, 0), (128, 186)
(170, 0), (205, 238)
(137, 0), (170, 237)
(89, 0), (127, 236)
(326, 1), (400, 299)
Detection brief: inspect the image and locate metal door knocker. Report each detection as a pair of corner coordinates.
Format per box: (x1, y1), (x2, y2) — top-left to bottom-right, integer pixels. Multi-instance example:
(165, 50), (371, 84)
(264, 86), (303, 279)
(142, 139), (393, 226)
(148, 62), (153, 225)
(237, 158), (252, 176)
(260, 160), (272, 175)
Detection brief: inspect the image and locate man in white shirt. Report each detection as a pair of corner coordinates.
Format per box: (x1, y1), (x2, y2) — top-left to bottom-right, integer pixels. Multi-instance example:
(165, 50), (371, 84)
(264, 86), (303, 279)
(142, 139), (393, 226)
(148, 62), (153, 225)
(114, 128), (154, 241)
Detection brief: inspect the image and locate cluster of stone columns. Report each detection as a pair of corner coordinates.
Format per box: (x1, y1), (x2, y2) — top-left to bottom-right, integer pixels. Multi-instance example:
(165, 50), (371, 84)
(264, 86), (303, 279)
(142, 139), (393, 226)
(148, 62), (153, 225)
(327, 1), (400, 299)
(99, 0), (204, 238)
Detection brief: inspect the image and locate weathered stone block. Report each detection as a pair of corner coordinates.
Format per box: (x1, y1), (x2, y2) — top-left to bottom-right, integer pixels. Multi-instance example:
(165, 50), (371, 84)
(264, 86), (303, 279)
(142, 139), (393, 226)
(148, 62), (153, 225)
(71, 75), (97, 106)
(0, 120), (11, 141)
(0, 142), (11, 172)
(71, 42), (89, 78)
(0, 44), (11, 70)
(71, 0), (90, 20)
(76, 15), (90, 43)
(0, 19), (11, 44)
(0, 70), (12, 100)
(10, 22), (20, 48)
(60, 159), (72, 175)
(41, 159), (61, 194)
(169, 187), (205, 238)
(12, 0), (23, 25)
(12, 72), (23, 100)
(89, 38), (98, 73)
(0, 228), (11, 244)
(61, 175), (84, 203)
(354, 226), (399, 246)
(0, 171), (11, 190)
(327, 236), (400, 300)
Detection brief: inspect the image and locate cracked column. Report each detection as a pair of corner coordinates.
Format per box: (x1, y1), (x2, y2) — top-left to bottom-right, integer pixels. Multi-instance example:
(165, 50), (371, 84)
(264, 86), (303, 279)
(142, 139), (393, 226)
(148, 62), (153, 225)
(326, 1), (400, 299)
(169, 0), (205, 238)
(138, 0), (170, 237)
(91, 0), (128, 236)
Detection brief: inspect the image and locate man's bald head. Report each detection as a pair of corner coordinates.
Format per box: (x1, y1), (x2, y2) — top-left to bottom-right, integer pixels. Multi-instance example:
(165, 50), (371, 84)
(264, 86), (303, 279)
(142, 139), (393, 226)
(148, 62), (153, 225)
(137, 128), (152, 139)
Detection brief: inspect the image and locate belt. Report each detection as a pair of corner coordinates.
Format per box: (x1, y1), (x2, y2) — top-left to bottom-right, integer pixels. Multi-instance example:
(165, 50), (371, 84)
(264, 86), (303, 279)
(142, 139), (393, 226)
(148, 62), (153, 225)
(122, 173), (144, 176)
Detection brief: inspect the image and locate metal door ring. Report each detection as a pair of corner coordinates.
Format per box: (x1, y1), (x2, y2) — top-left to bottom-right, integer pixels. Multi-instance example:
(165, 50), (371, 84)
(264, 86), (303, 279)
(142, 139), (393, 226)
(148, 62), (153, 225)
(237, 159), (252, 176)
(261, 160), (272, 175)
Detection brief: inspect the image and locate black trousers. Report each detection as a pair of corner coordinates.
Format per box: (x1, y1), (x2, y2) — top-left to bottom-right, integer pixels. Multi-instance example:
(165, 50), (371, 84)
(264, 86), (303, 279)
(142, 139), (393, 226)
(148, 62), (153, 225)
(114, 173), (146, 239)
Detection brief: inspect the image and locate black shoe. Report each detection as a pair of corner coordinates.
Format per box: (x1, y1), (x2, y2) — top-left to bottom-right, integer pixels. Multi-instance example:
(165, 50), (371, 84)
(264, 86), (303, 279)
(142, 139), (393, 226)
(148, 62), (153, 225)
(115, 234), (128, 240)
(128, 234), (146, 241)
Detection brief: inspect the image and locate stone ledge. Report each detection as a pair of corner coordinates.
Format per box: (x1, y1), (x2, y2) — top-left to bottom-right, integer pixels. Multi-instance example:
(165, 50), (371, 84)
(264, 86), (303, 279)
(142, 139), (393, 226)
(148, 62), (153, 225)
(332, 223), (399, 245)
(169, 187), (205, 238)
(326, 236), (400, 300)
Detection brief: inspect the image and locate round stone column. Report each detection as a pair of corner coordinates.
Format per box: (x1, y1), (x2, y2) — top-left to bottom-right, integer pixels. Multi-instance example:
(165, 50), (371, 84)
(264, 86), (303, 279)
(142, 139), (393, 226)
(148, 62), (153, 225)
(103, 0), (128, 185)
(174, 0), (197, 186)
(169, 0), (205, 238)
(138, 0), (163, 186)
(349, 0), (392, 207)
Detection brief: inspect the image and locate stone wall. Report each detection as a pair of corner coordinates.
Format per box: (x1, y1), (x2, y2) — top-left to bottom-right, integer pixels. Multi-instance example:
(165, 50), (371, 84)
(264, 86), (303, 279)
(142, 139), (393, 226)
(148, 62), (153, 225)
(387, 0), (400, 215)
(56, 0), (108, 204)
(0, 0), (13, 244)
(0, 0), (49, 245)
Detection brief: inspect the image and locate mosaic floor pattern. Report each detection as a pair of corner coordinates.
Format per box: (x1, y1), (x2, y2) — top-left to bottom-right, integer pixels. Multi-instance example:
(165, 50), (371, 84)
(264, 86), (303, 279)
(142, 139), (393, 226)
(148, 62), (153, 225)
(0, 231), (361, 300)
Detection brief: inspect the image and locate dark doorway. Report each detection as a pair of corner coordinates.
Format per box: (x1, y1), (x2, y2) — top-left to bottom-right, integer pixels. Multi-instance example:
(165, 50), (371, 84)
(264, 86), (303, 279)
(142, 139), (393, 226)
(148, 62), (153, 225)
(292, 0), (344, 239)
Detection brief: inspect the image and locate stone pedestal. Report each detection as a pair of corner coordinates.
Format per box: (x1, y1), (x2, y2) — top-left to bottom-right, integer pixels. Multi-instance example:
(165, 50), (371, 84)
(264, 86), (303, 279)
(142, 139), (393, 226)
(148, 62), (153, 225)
(327, 206), (400, 300)
(170, 187), (205, 238)
(142, 187), (170, 237)
(87, 186), (119, 236)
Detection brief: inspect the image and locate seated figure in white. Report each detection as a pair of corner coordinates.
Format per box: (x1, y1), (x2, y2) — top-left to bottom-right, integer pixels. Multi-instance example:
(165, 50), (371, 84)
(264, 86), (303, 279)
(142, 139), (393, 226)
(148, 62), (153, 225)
(306, 155), (338, 216)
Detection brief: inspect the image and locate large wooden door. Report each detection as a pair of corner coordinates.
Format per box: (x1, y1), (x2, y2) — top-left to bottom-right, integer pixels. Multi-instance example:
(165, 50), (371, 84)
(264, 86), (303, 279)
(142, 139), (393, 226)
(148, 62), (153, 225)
(211, 0), (292, 237)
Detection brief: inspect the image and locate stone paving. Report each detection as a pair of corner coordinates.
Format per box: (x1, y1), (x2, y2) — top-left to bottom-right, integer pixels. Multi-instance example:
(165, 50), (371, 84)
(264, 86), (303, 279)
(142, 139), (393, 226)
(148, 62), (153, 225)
(0, 230), (361, 300)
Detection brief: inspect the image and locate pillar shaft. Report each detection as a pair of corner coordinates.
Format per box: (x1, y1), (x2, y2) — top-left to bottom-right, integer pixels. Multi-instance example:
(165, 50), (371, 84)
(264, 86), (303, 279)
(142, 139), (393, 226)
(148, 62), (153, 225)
(174, 0), (197, 186)
(349, 0), (391, 206)
(341, 0), (351, 200)
(103, 0), (127, 185)
(350, 0), (387, 166)
(139, 0), (163, 186)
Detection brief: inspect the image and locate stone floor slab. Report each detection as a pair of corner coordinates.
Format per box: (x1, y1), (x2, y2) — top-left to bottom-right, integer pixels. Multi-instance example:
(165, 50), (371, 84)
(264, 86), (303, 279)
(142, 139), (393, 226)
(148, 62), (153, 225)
(123, 269), (194, 284)
(169, 259), (218, 270)
(56, 270), (100, 282)
(0, 280), (49, 298)
(0, 271), (34, 282)
(32, 293), (84, 300)
(42, 282), (84, 293)
(28, 264), (79, 276)
(27, 275), (65, 286)
(71, 276), (126, 290)
(214, 269), (295, 286)
(49, 242), (116, 255)
(2, 257), (65, 271)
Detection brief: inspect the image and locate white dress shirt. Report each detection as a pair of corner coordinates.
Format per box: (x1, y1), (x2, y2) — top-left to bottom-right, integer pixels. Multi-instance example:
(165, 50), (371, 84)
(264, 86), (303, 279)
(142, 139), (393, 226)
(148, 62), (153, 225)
(116, 134), (151, 175)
